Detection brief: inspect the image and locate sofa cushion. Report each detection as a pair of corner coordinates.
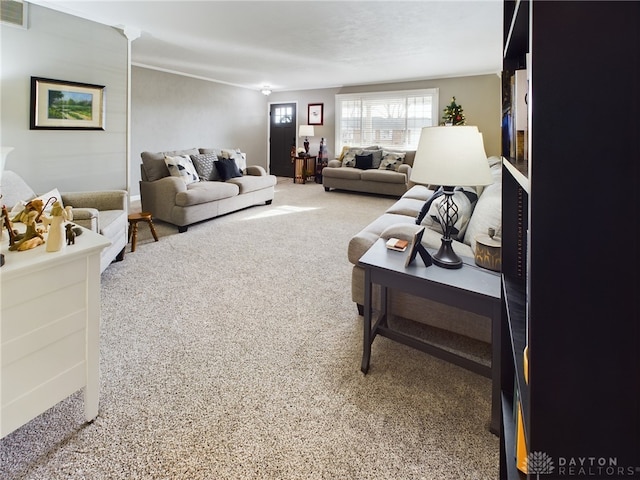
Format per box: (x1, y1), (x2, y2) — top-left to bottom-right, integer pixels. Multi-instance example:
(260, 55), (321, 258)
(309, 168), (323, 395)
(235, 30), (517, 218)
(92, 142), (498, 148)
(464, 180), (502, 251)
(322, 166), (362, 180)
(355, 153), (373, 170)
(348, 213), (415, 264)
(0, 171), (36, 208)
(403, 185), (433, 201)
(141, 149), (199, 182)
(70, 208), (99, 232)
(215, 158), (243, 181)
(386, 197), (427, 217)
(360, 169), (407, 184)
(165, 154), (200, 185)
(99, 209), (127, 239)
(227, 174), (277, 194)
(190, 153), (220, 181)
(175, 181), (240, 207)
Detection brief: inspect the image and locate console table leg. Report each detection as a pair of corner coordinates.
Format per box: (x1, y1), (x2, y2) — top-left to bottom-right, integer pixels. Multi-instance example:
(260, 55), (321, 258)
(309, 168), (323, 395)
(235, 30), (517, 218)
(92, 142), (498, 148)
(490, 302), (501, 435)
(361, 268), (373, 373)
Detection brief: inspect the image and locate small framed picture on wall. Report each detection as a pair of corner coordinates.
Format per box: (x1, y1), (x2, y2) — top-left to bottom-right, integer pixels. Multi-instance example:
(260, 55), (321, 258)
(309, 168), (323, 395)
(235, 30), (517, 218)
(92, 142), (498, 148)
(308, 103), (323, 125)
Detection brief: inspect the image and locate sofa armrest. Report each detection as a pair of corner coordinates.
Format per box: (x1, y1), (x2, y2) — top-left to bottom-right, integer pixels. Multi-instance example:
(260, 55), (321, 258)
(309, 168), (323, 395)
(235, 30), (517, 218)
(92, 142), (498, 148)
(140, 176), (186, 221)
(327, 159), (342, 168)
(245, 165), (267, 176)
(61, 190), (128, 212)
(69, 208), (99, 232)
(398, 163), (412, 177)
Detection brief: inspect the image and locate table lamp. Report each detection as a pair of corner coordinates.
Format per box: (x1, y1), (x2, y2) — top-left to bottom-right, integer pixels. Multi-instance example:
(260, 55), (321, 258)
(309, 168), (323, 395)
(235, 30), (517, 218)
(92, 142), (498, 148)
(299, 125), (314, 155)
(410, 126), (492, 269)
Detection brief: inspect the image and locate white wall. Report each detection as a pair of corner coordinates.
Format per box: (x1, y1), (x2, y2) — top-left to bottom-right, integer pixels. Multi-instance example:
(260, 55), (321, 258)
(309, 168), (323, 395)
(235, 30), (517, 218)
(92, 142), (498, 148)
(0, 4), (128, 194)
(1, 4), (500, 200)
(130, 66), (268, 198)
(269, 74), (501, 160)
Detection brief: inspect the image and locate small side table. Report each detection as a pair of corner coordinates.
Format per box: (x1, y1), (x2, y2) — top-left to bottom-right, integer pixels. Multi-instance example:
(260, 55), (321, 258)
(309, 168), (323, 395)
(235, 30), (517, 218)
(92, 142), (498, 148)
(128, 212), (159, 252)
(292, 155), (317, 184)
(359, 238), (501, 433)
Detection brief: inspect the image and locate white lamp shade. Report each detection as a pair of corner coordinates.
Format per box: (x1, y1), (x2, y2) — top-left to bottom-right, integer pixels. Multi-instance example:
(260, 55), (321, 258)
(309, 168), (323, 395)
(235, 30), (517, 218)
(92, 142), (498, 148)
(299, 125), (314, 137)
(410, 126), (493, 187)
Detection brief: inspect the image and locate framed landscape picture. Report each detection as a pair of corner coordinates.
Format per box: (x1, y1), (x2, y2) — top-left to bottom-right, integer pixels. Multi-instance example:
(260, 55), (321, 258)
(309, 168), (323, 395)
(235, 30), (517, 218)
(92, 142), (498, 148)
(308, 103), (323, 125)
(30, 77), (105, 130)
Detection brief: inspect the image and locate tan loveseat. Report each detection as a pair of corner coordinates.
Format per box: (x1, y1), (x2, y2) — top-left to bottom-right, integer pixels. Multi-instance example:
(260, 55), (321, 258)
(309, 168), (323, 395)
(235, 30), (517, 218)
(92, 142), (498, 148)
(348, 156), (503, 343)
(322, 147), (415, 197)
(1, 170), (128, 273)
(140, 148), (277, 232)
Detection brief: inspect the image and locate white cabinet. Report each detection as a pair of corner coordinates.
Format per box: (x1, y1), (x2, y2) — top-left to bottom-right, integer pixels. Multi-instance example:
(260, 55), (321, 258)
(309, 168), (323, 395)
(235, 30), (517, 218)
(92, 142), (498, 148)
(1, 226), (110, 438)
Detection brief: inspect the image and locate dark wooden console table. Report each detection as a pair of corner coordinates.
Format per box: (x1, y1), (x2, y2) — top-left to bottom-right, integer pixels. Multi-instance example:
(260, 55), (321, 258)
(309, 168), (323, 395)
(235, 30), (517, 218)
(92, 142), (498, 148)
(359, 238), (501, 433)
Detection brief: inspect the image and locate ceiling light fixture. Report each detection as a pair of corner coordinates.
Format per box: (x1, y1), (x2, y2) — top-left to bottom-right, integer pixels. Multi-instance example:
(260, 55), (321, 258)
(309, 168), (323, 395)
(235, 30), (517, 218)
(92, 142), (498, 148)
(261, 86), (272, 96)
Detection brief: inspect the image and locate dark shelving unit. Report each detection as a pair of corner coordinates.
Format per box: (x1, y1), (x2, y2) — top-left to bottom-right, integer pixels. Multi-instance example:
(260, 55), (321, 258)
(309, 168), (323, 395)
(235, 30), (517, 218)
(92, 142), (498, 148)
(499, 1), (640, 479)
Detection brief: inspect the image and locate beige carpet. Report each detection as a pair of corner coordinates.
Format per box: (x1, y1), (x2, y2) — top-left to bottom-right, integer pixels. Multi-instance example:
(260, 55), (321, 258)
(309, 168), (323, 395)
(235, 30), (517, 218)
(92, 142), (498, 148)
(0, 178), (499, 479)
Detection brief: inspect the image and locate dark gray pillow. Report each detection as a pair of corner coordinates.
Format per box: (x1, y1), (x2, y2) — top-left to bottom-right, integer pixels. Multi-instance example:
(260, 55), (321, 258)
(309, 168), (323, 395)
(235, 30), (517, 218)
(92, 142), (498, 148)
(362, 149), (383, 169)
(190, 153), (220, 181)
(355, 153), (373, 170)
(215, 158), (243, 181)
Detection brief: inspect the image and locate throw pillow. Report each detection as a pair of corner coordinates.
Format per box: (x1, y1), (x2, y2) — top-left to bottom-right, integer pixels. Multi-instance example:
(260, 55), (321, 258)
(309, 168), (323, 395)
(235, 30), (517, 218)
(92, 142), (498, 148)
(220, 148), (247, 172)
(355, 153), (373, 170)
(164, 154), (199, 185)
(215, 157), (243, 181)
(10, 187), (63, 220)
(190, 153), (220, 181)
(341, 149), (362, 167)
(337, 146), (350, 162)
(415, 187), (444, 224)
(35, 188), (63, 212)
(379, 151), (406, 171)
(420, 187), (479, 240)
(362, 149), (384, 169)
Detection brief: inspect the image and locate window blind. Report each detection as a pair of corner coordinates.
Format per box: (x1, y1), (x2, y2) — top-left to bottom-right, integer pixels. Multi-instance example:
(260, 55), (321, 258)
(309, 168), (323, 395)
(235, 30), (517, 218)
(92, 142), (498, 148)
(335, 89), (439, 152)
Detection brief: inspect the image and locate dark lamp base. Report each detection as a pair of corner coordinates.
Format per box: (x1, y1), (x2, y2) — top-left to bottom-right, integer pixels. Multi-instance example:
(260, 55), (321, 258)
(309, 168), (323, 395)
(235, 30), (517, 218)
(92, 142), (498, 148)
(432, 237), (462, 269)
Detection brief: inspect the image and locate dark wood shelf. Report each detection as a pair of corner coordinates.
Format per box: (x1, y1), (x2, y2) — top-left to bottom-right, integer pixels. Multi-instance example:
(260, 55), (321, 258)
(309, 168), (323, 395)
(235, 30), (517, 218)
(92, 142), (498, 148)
(502, 276), (528, 436)
(503, 0), (529, 68)
(499, 1), (640, 478)
(500, 393), (526, 480)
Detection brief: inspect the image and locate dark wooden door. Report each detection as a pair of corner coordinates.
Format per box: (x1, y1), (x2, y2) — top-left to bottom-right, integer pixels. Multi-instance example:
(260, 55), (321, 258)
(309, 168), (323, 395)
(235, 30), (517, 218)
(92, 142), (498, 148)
(269, 103), (296, 177)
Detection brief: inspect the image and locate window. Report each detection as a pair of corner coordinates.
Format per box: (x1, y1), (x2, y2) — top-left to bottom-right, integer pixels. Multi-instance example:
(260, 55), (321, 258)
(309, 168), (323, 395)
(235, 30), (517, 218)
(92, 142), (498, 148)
(274, 106), (293, 124)
(335, 89), (439, 152)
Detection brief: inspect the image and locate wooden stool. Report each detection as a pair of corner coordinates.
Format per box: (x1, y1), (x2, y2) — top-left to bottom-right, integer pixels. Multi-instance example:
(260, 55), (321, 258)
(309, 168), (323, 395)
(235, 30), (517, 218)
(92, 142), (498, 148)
(128, 212), (158, 252)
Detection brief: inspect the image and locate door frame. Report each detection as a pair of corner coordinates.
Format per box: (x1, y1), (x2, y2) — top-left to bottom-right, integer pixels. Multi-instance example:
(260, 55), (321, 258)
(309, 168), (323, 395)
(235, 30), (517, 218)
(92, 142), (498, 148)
(267, 100), (299, 174)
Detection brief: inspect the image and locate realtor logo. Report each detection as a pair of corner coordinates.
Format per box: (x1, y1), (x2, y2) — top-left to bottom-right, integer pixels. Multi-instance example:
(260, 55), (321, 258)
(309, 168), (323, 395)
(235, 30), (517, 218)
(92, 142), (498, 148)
(527, 451), (555, 478)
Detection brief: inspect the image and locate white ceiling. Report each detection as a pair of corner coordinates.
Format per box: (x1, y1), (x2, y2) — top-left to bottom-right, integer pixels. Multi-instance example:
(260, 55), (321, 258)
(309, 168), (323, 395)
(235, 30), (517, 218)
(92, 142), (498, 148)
(30, 0), (503, 92)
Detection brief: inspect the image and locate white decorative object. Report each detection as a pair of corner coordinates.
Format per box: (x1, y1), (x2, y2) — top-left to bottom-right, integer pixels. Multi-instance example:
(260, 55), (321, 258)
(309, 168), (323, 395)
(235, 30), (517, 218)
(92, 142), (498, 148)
(45, 202), (69, 252)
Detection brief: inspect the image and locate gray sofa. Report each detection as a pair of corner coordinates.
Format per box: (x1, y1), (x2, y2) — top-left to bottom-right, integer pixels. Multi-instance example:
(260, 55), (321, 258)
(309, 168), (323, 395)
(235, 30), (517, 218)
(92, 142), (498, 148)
(140, 148), (277, 232)
(1, 170), (128, 273)
(348, 156), (503, 343)
(322, 147), (415, 197)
